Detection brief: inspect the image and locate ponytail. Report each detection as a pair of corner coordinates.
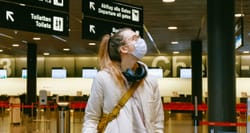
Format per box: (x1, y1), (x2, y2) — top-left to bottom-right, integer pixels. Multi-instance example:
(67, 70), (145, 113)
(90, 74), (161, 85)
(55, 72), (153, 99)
(98, 34), (125, 87)
(98, 34), (111, 70)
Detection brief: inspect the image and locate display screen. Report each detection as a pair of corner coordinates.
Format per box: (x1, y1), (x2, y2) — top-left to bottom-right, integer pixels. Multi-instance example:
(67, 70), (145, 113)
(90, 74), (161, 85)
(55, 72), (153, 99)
(22, 69), (27, 78)
(148, 68), (163, 78)
(82, 69), (98, 78)
(180, 68), (192, 78)
(0, 69), (7, 79)
(235, 33), (243, 49)
(235, 17), (244, 49)
(52, 69), (67, 78)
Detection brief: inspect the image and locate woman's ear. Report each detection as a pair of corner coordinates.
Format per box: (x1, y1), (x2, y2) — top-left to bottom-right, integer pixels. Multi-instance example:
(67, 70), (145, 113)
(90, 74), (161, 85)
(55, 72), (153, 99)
(119, 45), (129, 54)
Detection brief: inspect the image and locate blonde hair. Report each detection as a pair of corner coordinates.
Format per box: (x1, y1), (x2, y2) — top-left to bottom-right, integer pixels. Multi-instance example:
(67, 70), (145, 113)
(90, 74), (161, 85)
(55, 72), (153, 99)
(98, 28), (131, 87)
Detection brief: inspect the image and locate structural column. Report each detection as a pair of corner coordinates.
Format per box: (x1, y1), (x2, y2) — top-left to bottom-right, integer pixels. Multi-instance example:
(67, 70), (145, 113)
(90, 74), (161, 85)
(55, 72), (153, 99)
(207, 0), (236, 132)
(25, 43), (37, 116)
(191, 40), (203, 125)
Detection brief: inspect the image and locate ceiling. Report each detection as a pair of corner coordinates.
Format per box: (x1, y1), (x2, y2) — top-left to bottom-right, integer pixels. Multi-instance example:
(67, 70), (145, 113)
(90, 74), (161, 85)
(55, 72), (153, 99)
(0, 0), (249, 57)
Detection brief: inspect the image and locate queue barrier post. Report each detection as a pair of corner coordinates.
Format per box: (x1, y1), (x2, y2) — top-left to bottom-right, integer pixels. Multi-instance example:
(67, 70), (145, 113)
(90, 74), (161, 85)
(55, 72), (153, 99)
(57, 102), (70, 133)
(9, 97), (21, 125)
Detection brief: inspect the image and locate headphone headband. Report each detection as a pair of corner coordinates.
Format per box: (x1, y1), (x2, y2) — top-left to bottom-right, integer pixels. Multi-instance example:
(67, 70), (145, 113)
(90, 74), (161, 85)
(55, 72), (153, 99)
(122, 63), (147, 82)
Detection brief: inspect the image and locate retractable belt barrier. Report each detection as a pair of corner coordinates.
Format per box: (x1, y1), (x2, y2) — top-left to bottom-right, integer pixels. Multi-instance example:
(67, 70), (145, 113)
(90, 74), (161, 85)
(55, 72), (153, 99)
(164, 102), (247, 127)
(0, 101), (247, 112)
(0, 101), (9, 108)
(0, 101), (87, 109)
(200, 121), (246, 127)
(163, 102), (247, 112)
(0, 101), (248, 127)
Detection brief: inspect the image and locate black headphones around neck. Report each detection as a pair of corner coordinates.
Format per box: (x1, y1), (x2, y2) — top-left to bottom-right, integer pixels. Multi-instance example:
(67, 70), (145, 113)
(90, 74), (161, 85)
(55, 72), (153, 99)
(122, 63), (147, 82)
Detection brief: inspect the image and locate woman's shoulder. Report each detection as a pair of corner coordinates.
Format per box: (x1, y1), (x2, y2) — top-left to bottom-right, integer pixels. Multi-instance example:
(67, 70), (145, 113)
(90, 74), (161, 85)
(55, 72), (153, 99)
(95, 69), (111, 80)
(145, 75), (158, 87)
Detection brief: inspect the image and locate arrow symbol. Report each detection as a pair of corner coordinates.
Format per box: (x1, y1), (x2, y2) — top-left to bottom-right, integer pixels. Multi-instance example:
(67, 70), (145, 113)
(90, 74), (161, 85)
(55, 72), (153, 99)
(89, 1), (95, 11)
(89, 25), (96, 34)
(6, 11), (14, 22)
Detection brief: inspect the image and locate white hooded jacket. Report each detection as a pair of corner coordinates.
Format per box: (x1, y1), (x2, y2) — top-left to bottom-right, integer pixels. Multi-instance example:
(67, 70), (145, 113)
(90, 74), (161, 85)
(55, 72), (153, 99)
(82, 62), (164, 133)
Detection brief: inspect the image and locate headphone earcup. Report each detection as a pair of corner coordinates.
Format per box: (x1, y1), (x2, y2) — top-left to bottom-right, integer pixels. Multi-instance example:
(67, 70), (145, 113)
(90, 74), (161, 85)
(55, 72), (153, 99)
(134, 65), (146, 79)
(122, 63), (147, 82)
(122, 69), (137, 82)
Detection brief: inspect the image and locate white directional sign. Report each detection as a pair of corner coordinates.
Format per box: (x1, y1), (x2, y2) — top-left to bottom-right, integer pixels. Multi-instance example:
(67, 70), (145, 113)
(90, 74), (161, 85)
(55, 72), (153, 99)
(82, 0), (143, 40)
(89, 25), (96, 34)
(83, 17), (143, 40)
(0, 1), (69, 36)
(6, 11), (14, 22)
(89, 1), (95, 10)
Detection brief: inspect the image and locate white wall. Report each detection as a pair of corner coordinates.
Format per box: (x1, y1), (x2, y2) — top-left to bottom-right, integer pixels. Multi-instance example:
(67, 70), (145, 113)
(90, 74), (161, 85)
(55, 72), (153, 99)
(0, 78), (250, 98)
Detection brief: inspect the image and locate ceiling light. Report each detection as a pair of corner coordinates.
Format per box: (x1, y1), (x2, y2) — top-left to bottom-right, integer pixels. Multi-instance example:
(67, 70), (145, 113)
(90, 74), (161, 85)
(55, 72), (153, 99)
(168, 26), (178, 30)
(22, 40), (28, 44)
(63, 48), (70, 51)
(173, 51), (180, 54)
(88, 42), (96, 46)
(12, 44), (20, 47)
(0, 49), (3, 52)
(43, 52), (50, 56)
(51, 35), (67, 42)
(235, 13), (244, 17)
(19, 3), (26, 6)
(0, 33), (14, 39)
(33, 37), (41, 40)
(171, 41), (179, 44)
(162, 0), (175, 3)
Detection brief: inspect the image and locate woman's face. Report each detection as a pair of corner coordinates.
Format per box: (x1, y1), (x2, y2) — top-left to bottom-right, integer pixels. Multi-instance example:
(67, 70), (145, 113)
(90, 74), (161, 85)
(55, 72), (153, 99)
(121, 30), (140, 45)
(120, 29), (140, 54)
(120, 29), (147, 59)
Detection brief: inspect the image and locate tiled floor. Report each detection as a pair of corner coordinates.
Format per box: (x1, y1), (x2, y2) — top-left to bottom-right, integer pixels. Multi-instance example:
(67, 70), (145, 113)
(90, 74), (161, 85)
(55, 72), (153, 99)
(0, 109), (247, 133)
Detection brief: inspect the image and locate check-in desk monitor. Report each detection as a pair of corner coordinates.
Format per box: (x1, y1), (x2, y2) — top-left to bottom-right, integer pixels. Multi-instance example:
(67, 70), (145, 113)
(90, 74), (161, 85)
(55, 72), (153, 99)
(22, 69), (27, 78)
(0, 69), (7, 79)
(52, 68), (67, 78)
(148, 68), (163, 78)
(180, 68), (192, 78)
(82, 68), (98, 78)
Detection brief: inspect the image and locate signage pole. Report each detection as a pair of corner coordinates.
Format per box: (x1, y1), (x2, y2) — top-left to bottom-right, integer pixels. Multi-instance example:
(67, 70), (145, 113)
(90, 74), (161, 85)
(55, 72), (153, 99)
(247, 98), (250, 133)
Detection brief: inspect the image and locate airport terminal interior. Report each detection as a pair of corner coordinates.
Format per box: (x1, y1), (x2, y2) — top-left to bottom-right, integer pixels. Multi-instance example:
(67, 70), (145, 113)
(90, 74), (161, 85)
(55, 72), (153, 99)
(0, 0), (250, 133)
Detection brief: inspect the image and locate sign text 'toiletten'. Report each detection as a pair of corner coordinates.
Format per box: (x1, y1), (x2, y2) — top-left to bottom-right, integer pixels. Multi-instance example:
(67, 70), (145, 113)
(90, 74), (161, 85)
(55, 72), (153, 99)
(0, 1), (69, 36)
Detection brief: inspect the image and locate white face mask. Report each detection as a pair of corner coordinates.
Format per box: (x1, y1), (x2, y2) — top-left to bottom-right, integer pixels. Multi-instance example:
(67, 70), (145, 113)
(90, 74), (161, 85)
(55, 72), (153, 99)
(132, 38), (147, 59)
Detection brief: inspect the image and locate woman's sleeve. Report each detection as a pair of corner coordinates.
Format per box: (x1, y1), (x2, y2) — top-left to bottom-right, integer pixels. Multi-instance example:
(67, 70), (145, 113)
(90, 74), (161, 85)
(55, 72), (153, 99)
(152, 79), (165, 133)
(82, 72), (104, 133)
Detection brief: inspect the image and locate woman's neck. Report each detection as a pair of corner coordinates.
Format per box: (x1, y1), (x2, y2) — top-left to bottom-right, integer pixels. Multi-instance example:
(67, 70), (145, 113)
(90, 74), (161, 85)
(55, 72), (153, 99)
(120, 56), (138, 72)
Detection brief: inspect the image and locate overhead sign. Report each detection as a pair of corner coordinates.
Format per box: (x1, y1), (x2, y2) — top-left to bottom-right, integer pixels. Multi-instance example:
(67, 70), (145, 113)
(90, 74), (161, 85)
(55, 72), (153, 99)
(5, 0), (69, 12)
(82, 17), (143, 40)
(0, 1), (69, 36)
(82, 0), (143, 40)
(83, 0), (143, 26)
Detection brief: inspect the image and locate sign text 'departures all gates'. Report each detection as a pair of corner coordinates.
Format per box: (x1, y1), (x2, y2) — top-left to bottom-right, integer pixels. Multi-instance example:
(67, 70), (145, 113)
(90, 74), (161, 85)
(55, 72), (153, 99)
(82, 0), (143, 40)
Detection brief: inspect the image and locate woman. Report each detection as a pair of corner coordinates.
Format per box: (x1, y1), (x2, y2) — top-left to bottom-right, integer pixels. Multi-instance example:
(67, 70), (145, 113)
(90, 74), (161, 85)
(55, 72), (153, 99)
(82, 28), (164, 133)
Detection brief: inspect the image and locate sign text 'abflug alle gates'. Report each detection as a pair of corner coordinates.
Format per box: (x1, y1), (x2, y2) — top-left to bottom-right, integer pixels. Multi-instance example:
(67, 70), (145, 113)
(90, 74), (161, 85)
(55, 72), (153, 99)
(0, 0), (69, 36)
(82, 0), (144, 40)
